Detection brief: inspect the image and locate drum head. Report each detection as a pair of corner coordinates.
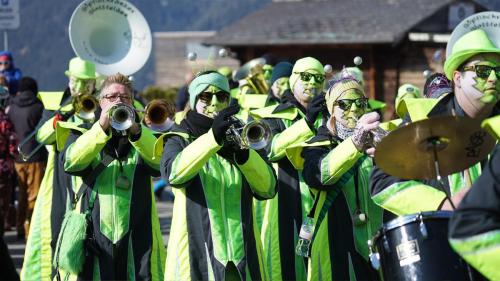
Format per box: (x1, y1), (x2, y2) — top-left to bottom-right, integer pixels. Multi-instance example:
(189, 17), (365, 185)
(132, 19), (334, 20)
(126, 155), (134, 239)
(381, 211), (452, 233)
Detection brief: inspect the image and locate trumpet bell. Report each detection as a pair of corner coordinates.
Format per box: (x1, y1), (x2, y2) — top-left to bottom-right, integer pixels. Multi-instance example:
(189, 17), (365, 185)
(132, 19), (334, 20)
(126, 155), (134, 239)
(144, 99), (175, 133)
(110, 103), (135, 131)
(242, 120), (272, 150)
(145, 99), (173, 125)
(69, 0), (152, 76)
(75, 94), (98, 121)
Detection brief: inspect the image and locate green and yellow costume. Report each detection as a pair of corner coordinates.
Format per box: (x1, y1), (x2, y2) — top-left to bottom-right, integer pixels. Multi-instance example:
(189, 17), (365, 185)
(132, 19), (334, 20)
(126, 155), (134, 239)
(159, 110), (276, 281)
(289, 125), (383, 281)
(60, 122), (165, 280)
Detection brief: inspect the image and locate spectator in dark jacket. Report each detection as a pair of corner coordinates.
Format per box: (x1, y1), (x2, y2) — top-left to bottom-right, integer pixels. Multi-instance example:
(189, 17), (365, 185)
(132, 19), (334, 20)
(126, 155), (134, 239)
(0, 51), (22, 96)
(7, 76), (46, 240)
(0, 85), (16, 236)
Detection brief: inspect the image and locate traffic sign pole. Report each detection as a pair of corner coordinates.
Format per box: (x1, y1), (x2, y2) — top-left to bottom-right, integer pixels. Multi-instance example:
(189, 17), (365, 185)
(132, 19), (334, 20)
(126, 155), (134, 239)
(4, 30), (7, 50)
(0, 0), (19, 50)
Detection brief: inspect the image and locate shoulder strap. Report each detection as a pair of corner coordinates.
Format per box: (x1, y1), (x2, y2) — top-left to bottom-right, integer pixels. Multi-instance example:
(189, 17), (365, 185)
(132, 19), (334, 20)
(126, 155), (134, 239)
(311, 156), (366, 241)
(71, 154), (115, 210)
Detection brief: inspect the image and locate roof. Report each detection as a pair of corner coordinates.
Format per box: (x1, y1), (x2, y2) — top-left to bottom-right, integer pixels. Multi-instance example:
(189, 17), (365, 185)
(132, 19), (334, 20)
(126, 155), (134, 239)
(205, 0), (456, 46)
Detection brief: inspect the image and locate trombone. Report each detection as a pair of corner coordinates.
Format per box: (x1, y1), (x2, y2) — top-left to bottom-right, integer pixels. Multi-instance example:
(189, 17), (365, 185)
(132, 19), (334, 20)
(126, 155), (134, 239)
(17, 94), (98, 161)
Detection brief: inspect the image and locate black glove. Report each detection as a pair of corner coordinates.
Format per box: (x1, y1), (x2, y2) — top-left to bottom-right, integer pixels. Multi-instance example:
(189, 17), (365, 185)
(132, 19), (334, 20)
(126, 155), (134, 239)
(211, 104), (241, 145)
(233, 147), (250, 164)
(305, 94), (325, 131)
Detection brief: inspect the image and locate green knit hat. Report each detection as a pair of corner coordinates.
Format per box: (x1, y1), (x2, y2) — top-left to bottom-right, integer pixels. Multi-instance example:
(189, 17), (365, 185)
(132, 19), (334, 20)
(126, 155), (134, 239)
(188, 72), (230, 109)
(290, 57), (325, 89)
(444, 29), (500, 80)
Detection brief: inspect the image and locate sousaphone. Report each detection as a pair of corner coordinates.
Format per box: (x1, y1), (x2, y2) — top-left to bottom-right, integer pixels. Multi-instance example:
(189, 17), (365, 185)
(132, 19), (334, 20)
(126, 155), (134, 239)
(69, 0), (152, 76)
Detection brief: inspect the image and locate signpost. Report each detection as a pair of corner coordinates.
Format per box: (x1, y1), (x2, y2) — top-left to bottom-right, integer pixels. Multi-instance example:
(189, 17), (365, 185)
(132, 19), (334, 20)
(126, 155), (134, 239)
(0, 0), (20, 50)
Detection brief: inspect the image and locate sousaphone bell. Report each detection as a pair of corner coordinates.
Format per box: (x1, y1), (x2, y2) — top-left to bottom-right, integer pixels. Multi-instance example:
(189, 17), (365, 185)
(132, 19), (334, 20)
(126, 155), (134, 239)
(69, 0), (152, 76)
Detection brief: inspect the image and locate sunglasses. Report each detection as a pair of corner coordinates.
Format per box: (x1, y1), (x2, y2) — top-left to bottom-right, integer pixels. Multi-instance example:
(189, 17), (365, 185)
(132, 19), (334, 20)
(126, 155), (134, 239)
(198, 91), (229, 103)
(0, 61), (10, 65)
(295, 72), (325, 83)
(462, 65), (500, 79)
(335, 98), (368, 110)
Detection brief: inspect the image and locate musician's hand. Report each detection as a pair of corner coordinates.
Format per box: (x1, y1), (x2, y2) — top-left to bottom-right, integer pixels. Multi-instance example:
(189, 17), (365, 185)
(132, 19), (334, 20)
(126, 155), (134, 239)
(365, 147), (376, 158)
(351, 112), (380, 152)
(305, 94), (325, 131)
(53, 113), (64, 129)
(211, 105), (240, 145)
(440, 188), (469, 211)
(128, 122), (140, 136)
(98, 102), (115, 131)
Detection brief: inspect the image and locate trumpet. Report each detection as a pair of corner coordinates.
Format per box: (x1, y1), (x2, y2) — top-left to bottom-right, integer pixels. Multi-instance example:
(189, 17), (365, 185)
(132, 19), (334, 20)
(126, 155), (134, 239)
(144, 99), (175, 132)
(109, 103), (136, 133)
(227, 117), (272, 150)
(73, 94), (98, 121)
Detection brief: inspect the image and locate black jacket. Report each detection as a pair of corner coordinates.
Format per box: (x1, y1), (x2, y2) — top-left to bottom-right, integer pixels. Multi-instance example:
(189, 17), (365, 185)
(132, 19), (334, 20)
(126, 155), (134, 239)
(8, 90), (47, 162)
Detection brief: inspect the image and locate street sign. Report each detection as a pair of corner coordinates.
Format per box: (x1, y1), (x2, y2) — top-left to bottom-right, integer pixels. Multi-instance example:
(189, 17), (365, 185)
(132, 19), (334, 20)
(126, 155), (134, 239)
(0, 0), (19, 30)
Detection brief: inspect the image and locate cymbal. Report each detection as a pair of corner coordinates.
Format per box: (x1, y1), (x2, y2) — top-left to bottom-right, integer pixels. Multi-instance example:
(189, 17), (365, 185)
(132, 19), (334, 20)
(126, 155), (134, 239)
(374, 116), (496, 180)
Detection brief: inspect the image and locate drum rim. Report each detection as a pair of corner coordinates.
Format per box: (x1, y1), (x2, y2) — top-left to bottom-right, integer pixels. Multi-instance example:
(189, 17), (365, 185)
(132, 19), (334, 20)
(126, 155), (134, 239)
(374, 211), (452, 241)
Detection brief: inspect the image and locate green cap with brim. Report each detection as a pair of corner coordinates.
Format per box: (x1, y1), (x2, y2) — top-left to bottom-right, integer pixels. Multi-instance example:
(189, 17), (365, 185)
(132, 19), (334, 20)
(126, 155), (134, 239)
(395, 84), (421, 118)
(444, 29), (500, 80)
(188, 72), (230, 109)
(64, 57), (97, 80)
(290, 57), (325, 89)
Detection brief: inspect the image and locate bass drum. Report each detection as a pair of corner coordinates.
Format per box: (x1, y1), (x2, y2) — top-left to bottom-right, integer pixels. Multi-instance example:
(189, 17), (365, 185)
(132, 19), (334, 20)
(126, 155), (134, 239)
(371, 211), (482, 281)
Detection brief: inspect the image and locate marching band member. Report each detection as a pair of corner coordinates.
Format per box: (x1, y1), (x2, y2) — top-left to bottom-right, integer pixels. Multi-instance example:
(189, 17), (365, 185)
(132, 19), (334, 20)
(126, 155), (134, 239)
(297, 72), (383, 281)
(59, 73), (165, 280)
(370, 29), (500, 216)
(234, 58), (270, 121)
(449, 116), (500, 281)
(379, 84), (422, 131)
(250, 57), (325, 281)
(22, 57), (99, 280)
(394, 84), (422, 119)
(160, 71), (276, 281)
(266, 61), (293, 106)
(333, 66), (387, 115)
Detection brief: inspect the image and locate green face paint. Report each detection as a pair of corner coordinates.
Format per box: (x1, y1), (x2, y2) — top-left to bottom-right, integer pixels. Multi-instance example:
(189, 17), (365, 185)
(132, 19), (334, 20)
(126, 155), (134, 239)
(472, 62), (500, 103)
(293, 70), (325, 104)
(333, 89), (366, 129)
(195, 85), (230, 118)
(263, 64), (273, 84)
(271, 77), (290, 99)
(69, 76), (95, 97)
(461, 54), (500, 105)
